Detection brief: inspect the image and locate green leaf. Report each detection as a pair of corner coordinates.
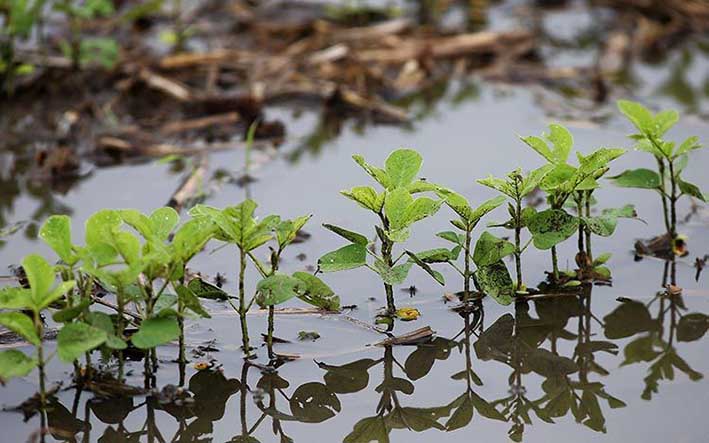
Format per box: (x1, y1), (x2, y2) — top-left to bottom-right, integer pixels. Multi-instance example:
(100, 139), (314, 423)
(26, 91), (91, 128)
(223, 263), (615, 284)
(547, 124), (573, 164)
(576, 148), (625, 177)
(22, 254), (57, 310)
(436, 231), (464, 245)
(469, 196), (506, 225)
(411, 248), (452, 263)
(654, 109), (679, 137)
(172, 217), (216, 262)
(385, 149), (422, 188)
(384, 187), (414, 231)
(582, 205), (636, 237)
(403, 197), (441, 226)
(341, 186), (384, 212)
(473, 260), (514, 306)
(256, 274), (307, 307)
(52, 299), (92, 323)
(352, 155), (390, 188)
(175, 285), (211, 318)
(373, 261), (412, 285)
(318, 244), (367, 272)
(292, 272), (340, 311)
(150, 207), (179, 240)
(187, 278), (229, 301)
(85, 209), (122, 249)
(593, 252), (612, 266)
(276, 215), (311, 248)
(608, 169), (661, 189)
(541, 163), (576, 191)
(477, 175), (513, 198)
(131, 317), (180, 349)
(472, 231), (515, 267)
(617, 100), (654, 134)
(528, 209), (579, 250)
(521, 135), (554, 164)
(322, 224), (369, 246)
(678, 178), (706, 202)
(405, 251), (445, 285)
(39, 215), (77, 265)
(0, 287), (31, 310)
(57, 323), (108, 363)
(0, 350), (36, 381)
(674, 136), (701, 158)
(0, 312), (40, 346)
(521, 165), (554, 196)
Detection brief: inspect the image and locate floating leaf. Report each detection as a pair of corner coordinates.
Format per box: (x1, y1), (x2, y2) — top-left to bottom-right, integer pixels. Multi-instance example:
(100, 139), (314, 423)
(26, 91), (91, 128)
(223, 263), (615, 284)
(396, 307), (420, 321)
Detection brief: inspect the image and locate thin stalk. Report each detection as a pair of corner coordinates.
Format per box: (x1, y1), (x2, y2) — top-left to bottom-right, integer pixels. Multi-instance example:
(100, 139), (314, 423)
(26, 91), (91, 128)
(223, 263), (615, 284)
(379, 215), (396, 314)
(267, 254), (279, 360)
(116, 289), (125, 382)
(238, 248), (251, 356)
(33, 311), (47, 408)
(551, 246), (559, 282)
(514, 197), (523, 290)
(576, 194), (585, 264)
(584, 190), (593, 262)
(656, 157), (671, 236)
(668, 159), (678, 240)
(463, 226), (472, 301)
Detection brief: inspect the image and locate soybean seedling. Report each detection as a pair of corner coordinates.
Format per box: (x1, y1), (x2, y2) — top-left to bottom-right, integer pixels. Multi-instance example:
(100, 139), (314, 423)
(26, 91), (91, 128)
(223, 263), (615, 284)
(611, 100), (706, 256)
(417, 187), (514, 304)
(0, 254), (108, 407)
(477, 167), (552, 291)
(318, 149), (443, 317)
(520, 124), (624, 284)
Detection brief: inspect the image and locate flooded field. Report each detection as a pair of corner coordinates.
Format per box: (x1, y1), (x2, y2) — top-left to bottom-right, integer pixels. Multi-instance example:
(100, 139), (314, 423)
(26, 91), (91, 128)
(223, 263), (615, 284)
(1, 1), (708, 442)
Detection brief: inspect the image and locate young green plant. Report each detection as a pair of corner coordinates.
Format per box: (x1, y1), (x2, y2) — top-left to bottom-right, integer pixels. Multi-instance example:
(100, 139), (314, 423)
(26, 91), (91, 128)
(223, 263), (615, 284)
(0, 254), (107, 407)
(419, 187), (515, 304)
(477, 167), (551, 290)
(520, 124), (624, 283)
(318, 149), (443, 316)
(611, 100), (706, 254)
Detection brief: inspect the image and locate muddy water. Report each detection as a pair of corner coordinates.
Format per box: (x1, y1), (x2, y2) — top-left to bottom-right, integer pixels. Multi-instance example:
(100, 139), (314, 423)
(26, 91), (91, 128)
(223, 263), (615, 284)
(2, 8), (709, 443)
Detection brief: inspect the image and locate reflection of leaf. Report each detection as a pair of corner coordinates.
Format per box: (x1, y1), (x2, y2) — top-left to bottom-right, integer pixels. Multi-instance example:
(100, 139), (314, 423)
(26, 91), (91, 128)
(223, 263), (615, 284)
(317, 359), (378, 394)
(46, 399), (84, 440)
(445, 394), (473, 431)
(344, 416), (389, 443)
(677, 313), (709, 342)
(190, 369), (241, 421)
(621, 336), (659, 366)
(376, 377), (414, 395)
(290, 382), (341, 423)
(526, 348), (578, 378)
(404, 337), (454, 380)
(91, 397), (134, 424)
(603, 301), (657, 339)
(474, 314), (514, 361)
(386, 407), (446, 432)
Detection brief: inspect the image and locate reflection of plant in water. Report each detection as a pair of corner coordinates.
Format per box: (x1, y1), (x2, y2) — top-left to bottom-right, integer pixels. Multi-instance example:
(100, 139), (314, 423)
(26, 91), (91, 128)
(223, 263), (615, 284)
(604, 289), (705, 400)
(317, 339), (458, 442)
(444, 307), (506, 431)
(480, 295), (625, 441)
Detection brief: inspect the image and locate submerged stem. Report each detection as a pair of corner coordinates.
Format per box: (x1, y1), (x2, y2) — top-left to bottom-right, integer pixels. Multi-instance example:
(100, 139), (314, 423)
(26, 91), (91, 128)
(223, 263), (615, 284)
(238, 248), (251, 357)
(514, 198), (523, 290)
(551, 246), (559, 282)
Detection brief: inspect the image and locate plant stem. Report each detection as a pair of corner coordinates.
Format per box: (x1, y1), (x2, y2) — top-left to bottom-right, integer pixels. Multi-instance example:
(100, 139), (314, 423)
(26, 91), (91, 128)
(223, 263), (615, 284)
(668, 159), (678, 240)
(576, 194), (585, 262)
(584, 191), (593, 262)
(463, 226), (472, 301)
(267, 306), (275, 359)
(551, 246), (559, 282)
(514, 198), (523, 290)
(116, 289), (125, 382)
(238, 248), (251, 356)
(656, 157), (671, 236)
(33, 311), (47, 409)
